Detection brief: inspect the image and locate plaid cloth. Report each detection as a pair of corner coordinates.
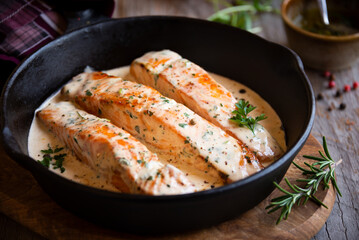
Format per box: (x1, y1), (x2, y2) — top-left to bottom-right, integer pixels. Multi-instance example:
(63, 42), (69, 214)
(0, 0), (114, 89)
(0, 0), (65, 63)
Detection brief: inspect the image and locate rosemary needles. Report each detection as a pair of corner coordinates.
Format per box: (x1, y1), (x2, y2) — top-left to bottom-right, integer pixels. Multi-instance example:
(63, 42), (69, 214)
(266, 136), (342, 224)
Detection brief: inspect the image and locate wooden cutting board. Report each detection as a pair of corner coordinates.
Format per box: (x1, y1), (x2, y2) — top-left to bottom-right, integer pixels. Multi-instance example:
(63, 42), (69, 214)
(0, 135), (336, 240)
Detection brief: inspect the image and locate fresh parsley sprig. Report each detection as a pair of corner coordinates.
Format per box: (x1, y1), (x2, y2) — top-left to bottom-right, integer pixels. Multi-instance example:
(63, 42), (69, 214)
(38, 144), (67, 173)
(266, 136), (342, 224)
(230, 99), (267, 134)
(208, 0), (276, 33)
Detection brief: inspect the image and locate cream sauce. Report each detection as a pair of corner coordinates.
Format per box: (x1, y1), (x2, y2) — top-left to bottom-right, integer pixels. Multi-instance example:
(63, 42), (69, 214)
(28, 66), (286, 193)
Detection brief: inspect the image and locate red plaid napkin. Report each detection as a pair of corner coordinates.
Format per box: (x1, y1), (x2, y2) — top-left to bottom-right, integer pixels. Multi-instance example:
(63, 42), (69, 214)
(0, 0), (114, 87)
(0, 0), (66, 64)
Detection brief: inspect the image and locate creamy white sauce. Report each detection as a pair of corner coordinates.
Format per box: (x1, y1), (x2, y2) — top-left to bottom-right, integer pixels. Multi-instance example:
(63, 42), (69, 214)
(28, 66), (286, 193)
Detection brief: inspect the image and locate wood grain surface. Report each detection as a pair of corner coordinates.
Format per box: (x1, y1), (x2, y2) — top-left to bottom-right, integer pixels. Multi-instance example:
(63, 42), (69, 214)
(0, 135), (336, 240)
(1, 0), (358, 239)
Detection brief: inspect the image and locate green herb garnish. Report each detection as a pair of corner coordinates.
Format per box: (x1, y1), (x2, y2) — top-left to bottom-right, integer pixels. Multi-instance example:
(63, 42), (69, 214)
(53, 154), (66, 173)
(85, 89), (92, 96)
(230, 99), (267, 134)
(135, 125), (140, 134)
(265, 136), (342, 224)
(207, 0), (277, 33)
(160, 96), (170, 103)
(146, 110), (154, 116)
(38, 155), (52, 168)
(178, 123), (188, 128)
(38, 144), (67, 173)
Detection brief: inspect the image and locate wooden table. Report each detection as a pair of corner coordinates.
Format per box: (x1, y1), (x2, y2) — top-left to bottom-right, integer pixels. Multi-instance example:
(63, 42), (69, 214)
(1, 0), (358, 239)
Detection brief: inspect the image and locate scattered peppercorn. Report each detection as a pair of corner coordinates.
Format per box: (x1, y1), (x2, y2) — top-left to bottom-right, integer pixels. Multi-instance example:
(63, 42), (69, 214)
(316, 93), (323, 100)
(353, 81), (359, 90)
(329, 74), (335, 81)
(239, 89), (246, 94)
(335, 90), (342, 98)
(323, 71), (331, 78)
(343, 85), (351, 92)
(339, 103), (346, 110)
(328, 80), (336, 89)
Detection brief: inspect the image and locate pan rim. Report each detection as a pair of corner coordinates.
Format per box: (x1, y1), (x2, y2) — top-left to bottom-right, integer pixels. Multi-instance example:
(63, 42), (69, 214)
(0, 16), (315, 202)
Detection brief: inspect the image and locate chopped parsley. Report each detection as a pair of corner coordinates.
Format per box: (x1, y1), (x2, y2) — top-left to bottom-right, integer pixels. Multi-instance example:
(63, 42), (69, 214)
(160, 96), (170, 103)
(85, 90), (92, 96)
(178, 123), (188, 128)
(38, 144), (66, 173)
(146, 110), (154, 116)
(230, 99), (267, 135)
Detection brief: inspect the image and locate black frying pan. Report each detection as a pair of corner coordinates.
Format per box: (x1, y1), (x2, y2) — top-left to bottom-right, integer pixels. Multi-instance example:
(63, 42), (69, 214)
(0, 16), (315, 234)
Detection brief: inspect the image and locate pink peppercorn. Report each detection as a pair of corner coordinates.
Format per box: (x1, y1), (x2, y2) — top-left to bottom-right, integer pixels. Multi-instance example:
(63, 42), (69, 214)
(353, 81), (359, 89)
(344, 85), (351, 92)
(323, 71), (331, 78)
(328, 81), (336, 88)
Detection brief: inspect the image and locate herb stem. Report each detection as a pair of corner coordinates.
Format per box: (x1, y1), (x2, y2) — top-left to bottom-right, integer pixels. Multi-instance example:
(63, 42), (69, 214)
(207, 0), (276, 32)
(207, 5), (256, 21)
(266, 136), (342, 224)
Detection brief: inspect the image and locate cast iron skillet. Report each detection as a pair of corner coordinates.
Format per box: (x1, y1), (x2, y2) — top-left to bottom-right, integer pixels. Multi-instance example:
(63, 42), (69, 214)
(0, 16), (315, 234)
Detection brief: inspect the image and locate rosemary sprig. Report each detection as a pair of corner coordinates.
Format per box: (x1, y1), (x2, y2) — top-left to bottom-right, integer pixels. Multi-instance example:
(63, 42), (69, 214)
(266, 136), (342, 224)
(207, 0), (276, 33)
(230, 99), (267, 134)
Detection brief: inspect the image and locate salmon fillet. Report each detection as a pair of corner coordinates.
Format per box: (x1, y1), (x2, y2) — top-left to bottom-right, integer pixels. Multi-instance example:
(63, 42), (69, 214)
(130, 50), (284, 164)
(37, 101), (196, 195)
(62, 72), (262, 183)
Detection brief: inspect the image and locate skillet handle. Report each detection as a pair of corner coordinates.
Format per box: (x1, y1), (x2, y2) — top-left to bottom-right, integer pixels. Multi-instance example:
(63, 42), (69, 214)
(63, 8), (111, 33)
(48, 0), (114, 33)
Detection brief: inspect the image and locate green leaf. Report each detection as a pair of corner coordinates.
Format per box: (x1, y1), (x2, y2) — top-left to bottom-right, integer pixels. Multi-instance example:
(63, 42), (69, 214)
(54, 147), (64, 153)
(38, 144), (66, 173)
(207, 0), (276, 32)
(38, 155), (51, 168)
(41, 144), (54, 154)
(230, 99), (267, 135)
